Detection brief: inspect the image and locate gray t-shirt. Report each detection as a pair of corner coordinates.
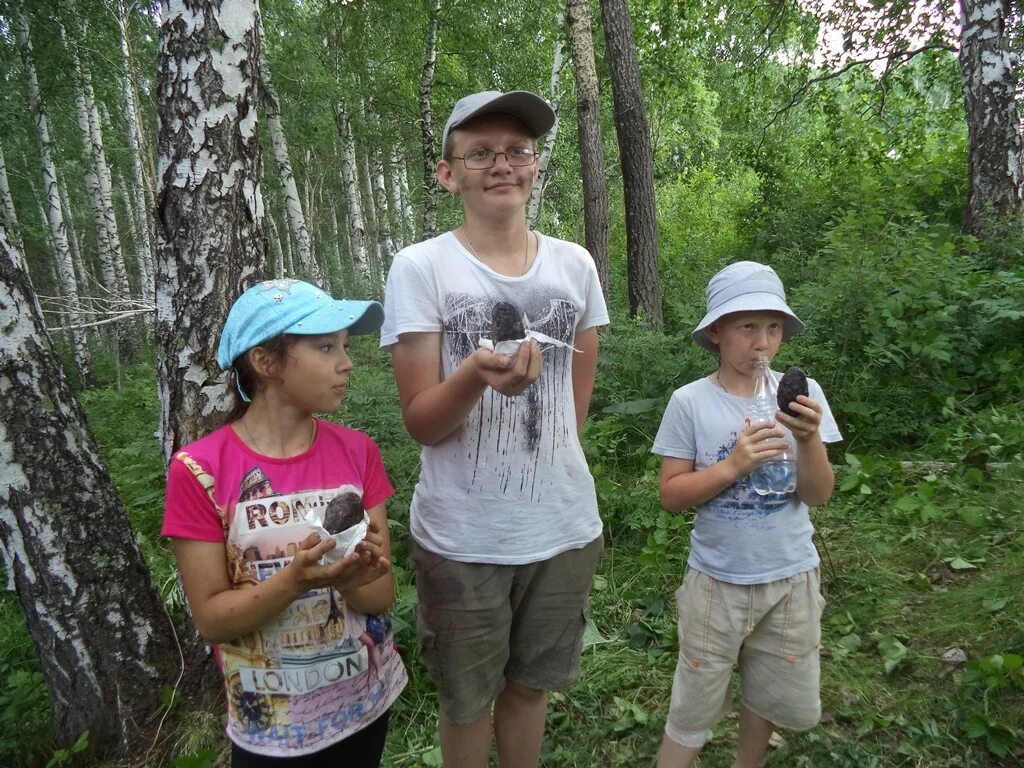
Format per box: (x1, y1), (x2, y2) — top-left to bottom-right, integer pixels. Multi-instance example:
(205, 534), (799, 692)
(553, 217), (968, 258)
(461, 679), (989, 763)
(381, 231), (610, 564)
(652, 375), (842, 584)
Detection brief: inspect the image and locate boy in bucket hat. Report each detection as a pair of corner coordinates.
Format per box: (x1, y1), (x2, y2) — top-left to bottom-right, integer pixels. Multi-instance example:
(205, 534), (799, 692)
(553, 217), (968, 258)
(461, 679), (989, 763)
(651, 262), (842, 768)
(381, 91), (608, 767)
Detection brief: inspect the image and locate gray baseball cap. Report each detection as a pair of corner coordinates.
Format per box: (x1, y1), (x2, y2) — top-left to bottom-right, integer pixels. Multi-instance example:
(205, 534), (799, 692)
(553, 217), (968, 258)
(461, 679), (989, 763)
(441, 90), (556, 156)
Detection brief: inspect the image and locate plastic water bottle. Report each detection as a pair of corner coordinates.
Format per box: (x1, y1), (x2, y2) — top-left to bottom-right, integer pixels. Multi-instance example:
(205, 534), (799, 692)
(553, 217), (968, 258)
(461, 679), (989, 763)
(747, 357), (797, 495)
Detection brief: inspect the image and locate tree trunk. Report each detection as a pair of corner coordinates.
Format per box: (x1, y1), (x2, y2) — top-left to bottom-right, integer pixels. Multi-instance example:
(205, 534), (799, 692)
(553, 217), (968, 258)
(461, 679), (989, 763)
(259, 20), (318, 282)
(116, 0), (156, 301)
(0, 143), (26, 264)
(155, 0), (266, 463)
(334, 102), (370, 285)
(266, 205), (285, 279)
(15, 5), (93, 383)
(528, 12), (566, 229)
(56, 174), (89, 297)
(387, 146), (407, 249)
(567, 0), (611, 302)
(600, 0), (662, 328)
(0, 230), (190, 753)
(419, 0), (441, 238)
(61, 1), (130, 305)
(356, 96), (383, 291)
(958, 0), (1024, 238)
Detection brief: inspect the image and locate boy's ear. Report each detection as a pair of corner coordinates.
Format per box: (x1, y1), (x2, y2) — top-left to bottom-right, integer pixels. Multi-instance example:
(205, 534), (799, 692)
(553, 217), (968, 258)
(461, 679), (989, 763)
(705, 322), (720, 345)
(436, 160), (459, 195)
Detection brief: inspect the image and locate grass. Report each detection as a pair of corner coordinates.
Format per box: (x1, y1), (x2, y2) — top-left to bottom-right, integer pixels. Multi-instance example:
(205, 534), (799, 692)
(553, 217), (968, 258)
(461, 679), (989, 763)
(1, 342), (1022, 767)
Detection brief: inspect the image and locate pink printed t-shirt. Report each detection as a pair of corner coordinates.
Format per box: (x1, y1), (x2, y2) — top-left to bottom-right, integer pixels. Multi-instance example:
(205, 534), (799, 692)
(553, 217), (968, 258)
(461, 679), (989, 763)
(163, 420), (407, 758)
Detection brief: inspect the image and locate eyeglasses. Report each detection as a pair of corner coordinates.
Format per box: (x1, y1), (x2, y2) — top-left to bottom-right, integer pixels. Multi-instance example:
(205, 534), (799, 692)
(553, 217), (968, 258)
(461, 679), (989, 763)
(450, 147), (539, 170)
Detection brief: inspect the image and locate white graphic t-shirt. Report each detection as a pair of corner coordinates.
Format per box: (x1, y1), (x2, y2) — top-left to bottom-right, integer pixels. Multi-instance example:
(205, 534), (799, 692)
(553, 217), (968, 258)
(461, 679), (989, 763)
(163, 421), (407, 757)
(652, 375), (843, 584)
(381, 231), (610, 564)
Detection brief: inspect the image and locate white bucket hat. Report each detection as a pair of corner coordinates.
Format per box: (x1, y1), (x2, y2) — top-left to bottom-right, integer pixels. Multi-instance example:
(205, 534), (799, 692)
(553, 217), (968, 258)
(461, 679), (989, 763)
(691, 261), (805, 351)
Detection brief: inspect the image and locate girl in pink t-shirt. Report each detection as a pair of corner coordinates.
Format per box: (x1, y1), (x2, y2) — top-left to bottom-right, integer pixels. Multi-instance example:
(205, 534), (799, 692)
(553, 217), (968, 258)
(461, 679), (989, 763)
(163, 280), (407, 766)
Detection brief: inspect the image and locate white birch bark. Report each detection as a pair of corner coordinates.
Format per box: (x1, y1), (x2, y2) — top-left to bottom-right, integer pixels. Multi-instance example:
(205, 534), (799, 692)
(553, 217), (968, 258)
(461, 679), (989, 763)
(155, 0), (266, 462)
(259, 20), (317, 281)
(400, 153), (415, 238)
(528, 13), (566, 228)
(56, 174), (89, 294)
(355, 97), (383, 290)
(325, 193), (344, 288)
(15, 6), (93, 383)
(386, 146), (406, 250)
(266, 205), (284, 278)
(0, 143), (25, 259)
(334, 102), (370, 283)
(60, 1), (130, 304)
(1, 229), (191, 752)
(119, 169), (154, 298)
(373, 147), (398, 259)
(419, 0), (441, 238)
(116, 0), (155, 299)
(958, 0), (1024, 236)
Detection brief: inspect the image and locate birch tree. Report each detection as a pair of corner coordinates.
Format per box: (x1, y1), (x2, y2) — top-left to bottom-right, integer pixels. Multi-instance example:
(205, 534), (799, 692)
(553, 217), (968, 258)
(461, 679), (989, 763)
(260, 17), (318, 282)
(334, 101), (370, 284)
(155, 0), (266, 462)
(14, 4), (93, 383)
(0, 228), (187, 752)
(116, 0), (156, 299)
(387, 146), (408, 249)
(0, 142), (25, 261)
(528, 12), (566, 229)
(600, 0), (663, 328)
(419, 0), (441, 238)
(567, 0), (611, 300)
(958, 0), (1024, 238)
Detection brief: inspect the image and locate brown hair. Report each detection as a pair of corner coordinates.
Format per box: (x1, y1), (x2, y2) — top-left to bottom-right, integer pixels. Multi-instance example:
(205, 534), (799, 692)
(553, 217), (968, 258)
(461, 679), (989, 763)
(221, 334), (294, 425)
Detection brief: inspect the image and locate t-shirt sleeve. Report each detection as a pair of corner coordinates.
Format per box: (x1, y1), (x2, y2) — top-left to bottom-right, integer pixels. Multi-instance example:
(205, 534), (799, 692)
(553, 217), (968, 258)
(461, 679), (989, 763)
(361, 436), (395, 510)
(652, 390), (697, 459)
(576, 251), (610, 332)
(380, 253), (441, 347)
(809, 379), (843, 444)
(162, 455), (225, 542)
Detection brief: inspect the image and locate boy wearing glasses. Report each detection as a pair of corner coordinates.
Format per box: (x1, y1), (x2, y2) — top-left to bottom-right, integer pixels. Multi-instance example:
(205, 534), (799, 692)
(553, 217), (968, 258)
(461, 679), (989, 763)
(381, 91), (608, 767)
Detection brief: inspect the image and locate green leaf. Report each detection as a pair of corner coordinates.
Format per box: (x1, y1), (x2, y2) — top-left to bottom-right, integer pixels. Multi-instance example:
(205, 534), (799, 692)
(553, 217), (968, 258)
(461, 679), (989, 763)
(982, 597), (1009, 613)
(946, 557), (978, 571)
(876, 635), (908, 674)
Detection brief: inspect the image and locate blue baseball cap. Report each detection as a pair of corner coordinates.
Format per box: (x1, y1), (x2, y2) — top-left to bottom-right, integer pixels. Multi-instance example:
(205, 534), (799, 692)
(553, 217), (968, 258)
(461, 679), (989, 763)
(217, 279), (384, 370)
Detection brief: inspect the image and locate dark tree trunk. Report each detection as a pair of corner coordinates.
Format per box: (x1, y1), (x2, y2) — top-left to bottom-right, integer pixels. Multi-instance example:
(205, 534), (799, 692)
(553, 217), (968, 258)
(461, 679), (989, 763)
(567, 0), (611, 303)
(419, 0), (441, 238)
(600, 0), (663, 328)
(0, 229), (195, 753)
(958, 0), (1024, 238)
(155, 0), (267, 463)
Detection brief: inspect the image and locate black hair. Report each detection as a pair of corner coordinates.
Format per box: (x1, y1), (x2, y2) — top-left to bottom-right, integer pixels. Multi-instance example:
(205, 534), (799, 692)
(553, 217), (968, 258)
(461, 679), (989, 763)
(221, 334), (295, 425)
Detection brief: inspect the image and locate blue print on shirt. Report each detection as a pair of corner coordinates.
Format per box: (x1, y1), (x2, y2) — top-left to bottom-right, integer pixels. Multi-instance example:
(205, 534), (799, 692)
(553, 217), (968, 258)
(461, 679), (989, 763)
(705, 431), (790, 529)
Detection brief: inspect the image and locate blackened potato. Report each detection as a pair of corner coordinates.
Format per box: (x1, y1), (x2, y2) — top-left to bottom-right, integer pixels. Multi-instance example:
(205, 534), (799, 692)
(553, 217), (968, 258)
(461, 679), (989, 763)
(491, 301), (525, 342)
(777, 366), (809, 417)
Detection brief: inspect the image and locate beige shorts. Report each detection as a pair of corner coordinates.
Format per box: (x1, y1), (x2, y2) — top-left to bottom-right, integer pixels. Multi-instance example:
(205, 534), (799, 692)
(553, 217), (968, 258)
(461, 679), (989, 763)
(665, 567), (825, 748)
(410, 536), (604, 724)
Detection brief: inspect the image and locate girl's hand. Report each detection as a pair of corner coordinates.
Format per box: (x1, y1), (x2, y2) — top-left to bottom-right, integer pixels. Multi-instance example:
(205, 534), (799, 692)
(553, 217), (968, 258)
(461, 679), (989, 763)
(284, 527), (390, 595)
(728, 420), (787, 477)
(776, 395), (823, 443)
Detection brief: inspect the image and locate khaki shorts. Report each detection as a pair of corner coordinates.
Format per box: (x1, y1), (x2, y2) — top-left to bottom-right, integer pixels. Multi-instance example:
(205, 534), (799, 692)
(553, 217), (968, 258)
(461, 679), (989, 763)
(665, 567), (825, 748)
(410, 536), (604, 724)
